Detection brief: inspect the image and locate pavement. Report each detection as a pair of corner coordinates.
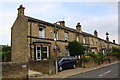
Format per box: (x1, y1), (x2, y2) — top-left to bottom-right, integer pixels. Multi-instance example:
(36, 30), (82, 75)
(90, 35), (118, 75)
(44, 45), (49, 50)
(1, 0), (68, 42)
(69, 62), (119, 78)
(29, 61), (119, 78)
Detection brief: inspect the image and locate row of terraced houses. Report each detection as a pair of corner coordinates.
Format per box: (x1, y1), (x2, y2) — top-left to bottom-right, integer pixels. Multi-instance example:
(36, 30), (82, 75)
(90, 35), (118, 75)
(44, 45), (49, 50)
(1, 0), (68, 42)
(11, 5), (120, 62)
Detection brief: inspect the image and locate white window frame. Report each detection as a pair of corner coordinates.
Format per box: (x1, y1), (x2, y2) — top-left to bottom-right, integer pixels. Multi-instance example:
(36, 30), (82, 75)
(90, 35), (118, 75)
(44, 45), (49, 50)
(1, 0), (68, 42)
(83, 37), (86, 44)
(42, 45), (49, 59)
(36, 45), (41, 60)
(39, 27), (45, 38)
(64, 32), (68, 41)
(77, 36), (79, 42)
(54, 30), (58, 41)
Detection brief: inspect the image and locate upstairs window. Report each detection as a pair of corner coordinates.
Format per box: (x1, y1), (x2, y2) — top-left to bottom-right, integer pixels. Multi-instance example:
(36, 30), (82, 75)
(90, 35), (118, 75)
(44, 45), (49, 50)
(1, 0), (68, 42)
(39, 27), (45, 38)
(83, 37), (86, 44)
(54, 30), (58, 41)
(92, 39), (94, 45)
(77, 36), (79, 42)
(64, 32), (68, 41)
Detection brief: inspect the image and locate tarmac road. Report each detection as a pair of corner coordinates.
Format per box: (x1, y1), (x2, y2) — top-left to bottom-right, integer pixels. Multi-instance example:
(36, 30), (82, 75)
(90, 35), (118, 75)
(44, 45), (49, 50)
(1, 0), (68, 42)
(68, 63), (119, 78)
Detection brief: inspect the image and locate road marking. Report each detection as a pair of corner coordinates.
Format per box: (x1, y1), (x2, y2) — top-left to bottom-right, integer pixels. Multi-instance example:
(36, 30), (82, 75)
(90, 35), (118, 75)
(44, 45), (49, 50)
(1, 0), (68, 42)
(99, 70), (111, 77)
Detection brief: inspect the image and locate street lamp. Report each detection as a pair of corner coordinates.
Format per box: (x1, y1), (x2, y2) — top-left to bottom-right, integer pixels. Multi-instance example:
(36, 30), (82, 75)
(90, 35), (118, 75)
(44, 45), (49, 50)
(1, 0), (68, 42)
(54, 21), (59, 58)
(54, 21), (61, 74)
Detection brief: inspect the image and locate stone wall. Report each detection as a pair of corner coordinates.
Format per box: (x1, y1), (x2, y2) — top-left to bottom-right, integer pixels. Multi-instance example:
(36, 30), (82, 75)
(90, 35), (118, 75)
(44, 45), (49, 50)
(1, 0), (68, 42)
(28, 60), (56, 75)
(2, 62), (28, 79)
(11, 15), (29, 62)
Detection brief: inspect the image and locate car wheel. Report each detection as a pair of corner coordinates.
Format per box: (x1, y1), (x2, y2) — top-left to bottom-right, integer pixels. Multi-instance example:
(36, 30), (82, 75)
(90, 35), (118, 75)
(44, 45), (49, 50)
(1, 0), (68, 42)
(59, 66), (63, 71)
(73, 64), (76, 69)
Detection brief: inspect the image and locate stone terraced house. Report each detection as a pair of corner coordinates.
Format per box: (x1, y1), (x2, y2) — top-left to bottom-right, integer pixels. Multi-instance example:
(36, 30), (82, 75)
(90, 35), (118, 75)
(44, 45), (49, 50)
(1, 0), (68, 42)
(11, 5), (120, 62)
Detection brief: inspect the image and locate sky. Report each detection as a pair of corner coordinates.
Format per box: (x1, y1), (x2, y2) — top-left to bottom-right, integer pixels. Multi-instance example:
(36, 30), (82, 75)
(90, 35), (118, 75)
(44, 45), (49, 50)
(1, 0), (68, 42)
(0, 1), (119, 46)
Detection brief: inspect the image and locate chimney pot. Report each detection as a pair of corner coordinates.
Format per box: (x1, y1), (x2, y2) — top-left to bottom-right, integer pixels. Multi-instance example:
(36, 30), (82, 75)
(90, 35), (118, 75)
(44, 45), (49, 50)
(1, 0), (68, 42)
(113, 40), (115, 44)
(94, 30), (98, 37)
(106, 32), (109, 41)
(106, 32), (109, 35)
(20, 5), (23, 8)
(17, 4), (25, 17)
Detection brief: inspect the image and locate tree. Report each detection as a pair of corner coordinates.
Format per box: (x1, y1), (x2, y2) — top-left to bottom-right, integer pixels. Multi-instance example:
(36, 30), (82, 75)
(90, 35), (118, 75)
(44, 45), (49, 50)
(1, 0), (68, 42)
(0, 46), (11, 62)
(68, 41), (84, 56)
(2, 46), (11, 52)
(111, 47), (120, 59)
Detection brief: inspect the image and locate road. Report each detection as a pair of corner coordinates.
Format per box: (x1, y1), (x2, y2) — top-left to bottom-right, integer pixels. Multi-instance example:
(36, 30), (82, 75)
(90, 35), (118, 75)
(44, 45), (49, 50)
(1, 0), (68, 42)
(68, 63), (119, 78)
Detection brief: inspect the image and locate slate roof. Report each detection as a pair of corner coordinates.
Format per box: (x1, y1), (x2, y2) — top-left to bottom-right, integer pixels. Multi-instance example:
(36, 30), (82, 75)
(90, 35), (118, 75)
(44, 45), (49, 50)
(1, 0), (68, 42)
(25, 16), (119, 45)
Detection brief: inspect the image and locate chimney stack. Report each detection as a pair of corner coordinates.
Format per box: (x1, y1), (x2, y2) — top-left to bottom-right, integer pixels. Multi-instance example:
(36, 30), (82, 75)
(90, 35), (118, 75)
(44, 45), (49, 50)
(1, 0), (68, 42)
(94, 30), (98, 37)
(17, 5), (25, 17)
(58, 21), (65, 26)
(106, 32), (109, 41)
(76, 22), (82, 33)
(113, 40), (115, 44)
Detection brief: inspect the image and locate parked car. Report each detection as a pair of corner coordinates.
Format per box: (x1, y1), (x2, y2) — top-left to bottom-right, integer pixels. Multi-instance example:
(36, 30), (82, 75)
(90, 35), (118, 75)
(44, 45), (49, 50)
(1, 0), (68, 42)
(57, 56), (77, 71)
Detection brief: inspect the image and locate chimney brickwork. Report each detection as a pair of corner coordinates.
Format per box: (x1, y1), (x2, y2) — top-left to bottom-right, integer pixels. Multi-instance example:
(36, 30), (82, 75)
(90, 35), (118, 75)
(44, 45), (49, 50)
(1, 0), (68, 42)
(17, 5), (25, 17)
(76, 22), (82, 33)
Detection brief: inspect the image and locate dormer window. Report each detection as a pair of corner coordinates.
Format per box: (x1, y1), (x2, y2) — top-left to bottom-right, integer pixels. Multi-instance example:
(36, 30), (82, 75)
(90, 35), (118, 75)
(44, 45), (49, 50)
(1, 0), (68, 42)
(39, 27), (45, 38)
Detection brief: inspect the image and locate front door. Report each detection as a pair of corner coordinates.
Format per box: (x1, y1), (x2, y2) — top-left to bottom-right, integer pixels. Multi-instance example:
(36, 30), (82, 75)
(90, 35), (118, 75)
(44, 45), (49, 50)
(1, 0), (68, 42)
(36, 45), (41, 60)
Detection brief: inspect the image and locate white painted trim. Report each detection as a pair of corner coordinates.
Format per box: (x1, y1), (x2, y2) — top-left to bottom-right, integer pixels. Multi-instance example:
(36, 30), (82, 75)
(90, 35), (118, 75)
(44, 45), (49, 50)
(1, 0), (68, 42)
(36, 45), (41, 60)
(42, 45), (49, 59)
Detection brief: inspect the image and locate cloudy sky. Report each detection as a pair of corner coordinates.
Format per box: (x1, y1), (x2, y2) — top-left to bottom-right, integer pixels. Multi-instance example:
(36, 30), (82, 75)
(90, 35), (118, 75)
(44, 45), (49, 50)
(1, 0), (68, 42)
(0, 1), (119, 45)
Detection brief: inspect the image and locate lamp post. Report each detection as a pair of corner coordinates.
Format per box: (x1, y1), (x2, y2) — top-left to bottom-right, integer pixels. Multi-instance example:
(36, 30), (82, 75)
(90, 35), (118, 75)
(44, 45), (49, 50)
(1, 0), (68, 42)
(54, 22), (59, 58)
(54, 21), (61, 74)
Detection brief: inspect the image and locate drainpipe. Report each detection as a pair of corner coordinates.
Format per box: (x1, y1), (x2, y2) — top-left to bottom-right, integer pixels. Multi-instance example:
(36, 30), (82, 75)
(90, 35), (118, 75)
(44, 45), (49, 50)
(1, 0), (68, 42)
(30, 21), (32, 60)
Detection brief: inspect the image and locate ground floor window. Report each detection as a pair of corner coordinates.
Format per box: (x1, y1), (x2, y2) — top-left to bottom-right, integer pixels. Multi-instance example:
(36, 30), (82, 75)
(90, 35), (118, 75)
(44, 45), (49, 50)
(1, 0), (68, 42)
(35, 45), (49, 60)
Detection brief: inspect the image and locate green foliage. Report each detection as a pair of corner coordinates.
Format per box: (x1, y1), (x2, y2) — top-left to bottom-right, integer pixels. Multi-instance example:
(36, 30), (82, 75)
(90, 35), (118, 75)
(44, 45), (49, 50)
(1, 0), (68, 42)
(111, 47), (120, 59)
(68, 40), (84, 56)
(2, 46), (11, 52)
(82, 56), (91, 62)
(87, 52), (99, 64)
(97, 52), (105, 59)
(97, 52), (105, 64)
(111, 52), (120, 59)
(112, 47), (120, 53)
(0, 46), (11, 62)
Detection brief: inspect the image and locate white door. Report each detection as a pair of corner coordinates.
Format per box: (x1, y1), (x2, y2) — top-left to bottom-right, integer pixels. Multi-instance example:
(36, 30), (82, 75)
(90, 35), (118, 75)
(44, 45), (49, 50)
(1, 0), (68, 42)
(36, 45), (41, 60)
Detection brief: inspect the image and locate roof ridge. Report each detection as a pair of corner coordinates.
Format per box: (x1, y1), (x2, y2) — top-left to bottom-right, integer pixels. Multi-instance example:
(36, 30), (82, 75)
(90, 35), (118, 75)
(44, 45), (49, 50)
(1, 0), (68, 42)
(25, 15), (118, 45)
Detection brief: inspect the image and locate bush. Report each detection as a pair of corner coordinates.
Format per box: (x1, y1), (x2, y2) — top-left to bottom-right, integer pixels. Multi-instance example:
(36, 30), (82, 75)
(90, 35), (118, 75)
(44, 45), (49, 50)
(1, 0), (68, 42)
(111, 52), (120, 59)
(112, 47), (120, 53)
(82, 56), (91, 62)
(97, 52), (105, 64)
(87, 52), (98, 63)
(111, 47), (120, 59)
(68, 41), (84, 56)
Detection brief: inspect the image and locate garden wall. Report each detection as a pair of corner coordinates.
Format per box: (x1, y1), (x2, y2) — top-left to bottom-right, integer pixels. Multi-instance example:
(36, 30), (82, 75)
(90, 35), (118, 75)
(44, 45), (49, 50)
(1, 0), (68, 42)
(2, 62), (28, 80)
(28, 60), (56, 75)
(85, 58), (118, 68)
